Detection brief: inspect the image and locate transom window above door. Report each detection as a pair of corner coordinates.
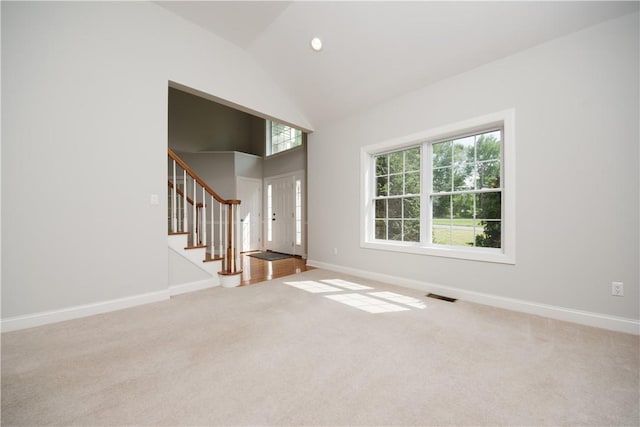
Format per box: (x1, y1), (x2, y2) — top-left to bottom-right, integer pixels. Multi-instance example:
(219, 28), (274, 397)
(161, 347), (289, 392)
(266, 120), (302, 156)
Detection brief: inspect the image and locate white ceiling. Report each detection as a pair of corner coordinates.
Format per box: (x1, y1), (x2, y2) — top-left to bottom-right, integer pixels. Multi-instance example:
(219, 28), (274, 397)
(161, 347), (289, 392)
(158, 1), (639, 128)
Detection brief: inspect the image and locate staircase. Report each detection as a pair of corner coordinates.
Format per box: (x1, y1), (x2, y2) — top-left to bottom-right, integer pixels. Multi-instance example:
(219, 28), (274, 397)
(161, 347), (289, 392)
(168, 148), (242, 288)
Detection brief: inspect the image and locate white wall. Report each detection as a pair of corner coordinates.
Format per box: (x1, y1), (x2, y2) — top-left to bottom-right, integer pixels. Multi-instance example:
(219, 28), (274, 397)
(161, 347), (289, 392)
(308, 12), (639, 323)
(168, 248), (210, 286)
(1, 2), (310, 321)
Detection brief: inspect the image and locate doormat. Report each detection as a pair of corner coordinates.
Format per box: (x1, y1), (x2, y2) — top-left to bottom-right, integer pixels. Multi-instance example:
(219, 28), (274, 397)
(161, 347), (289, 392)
(247, 252), (294, 261)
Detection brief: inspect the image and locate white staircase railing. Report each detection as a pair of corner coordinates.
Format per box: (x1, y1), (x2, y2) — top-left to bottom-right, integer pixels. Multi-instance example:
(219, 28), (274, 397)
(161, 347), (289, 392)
(168, 149), (241, 276)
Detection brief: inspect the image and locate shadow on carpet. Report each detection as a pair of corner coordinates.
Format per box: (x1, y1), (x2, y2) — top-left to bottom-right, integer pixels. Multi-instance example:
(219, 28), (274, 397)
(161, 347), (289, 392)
(247, 251), (294, 261)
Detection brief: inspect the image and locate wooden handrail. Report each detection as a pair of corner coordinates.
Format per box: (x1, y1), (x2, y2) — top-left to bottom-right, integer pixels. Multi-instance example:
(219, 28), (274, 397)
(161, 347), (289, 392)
(167, 180), (195, 206)
(168, 148), (242, 277)
(168, 148), (241, 206)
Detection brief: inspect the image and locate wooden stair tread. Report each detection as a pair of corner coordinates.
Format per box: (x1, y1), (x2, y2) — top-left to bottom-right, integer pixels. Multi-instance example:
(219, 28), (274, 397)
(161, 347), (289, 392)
(168, 231), (189, 236)
(218, 270), (243, 276)
(184, 244), (207, 250)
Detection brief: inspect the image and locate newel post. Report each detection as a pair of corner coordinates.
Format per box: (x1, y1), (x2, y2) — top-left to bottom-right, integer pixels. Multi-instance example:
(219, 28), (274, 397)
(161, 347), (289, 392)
(224, 200), (241, 274)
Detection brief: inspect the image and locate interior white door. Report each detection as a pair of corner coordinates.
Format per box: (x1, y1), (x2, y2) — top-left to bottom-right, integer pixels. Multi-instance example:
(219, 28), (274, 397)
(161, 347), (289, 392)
(237, 178), (262, 252)
(266, 175), (295, 254)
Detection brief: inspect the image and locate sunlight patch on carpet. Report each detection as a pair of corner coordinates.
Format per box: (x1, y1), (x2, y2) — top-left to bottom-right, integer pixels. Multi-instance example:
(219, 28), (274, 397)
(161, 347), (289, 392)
(320, 279), (373, 290)
(324, 293), (410, 313)
(284, 280), (342, 293)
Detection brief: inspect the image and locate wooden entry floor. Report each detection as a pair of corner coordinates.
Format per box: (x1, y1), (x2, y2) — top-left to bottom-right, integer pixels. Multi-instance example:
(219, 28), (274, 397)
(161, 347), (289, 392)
(239, 252), (315, 286)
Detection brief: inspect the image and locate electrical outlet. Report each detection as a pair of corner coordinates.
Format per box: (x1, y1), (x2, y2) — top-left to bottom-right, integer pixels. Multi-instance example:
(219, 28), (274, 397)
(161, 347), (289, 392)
(611, 282), (624, 297)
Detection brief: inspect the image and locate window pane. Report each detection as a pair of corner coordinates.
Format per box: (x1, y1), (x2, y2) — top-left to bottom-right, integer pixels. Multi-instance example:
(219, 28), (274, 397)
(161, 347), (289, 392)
(403, 220), (420, 242)
(453, 163), (474, 191)
(405, 147), (420, 171)
(432, 141), (452, 167)
(432, 227), (451, 245)
(388, 198), (402, 218)
(267, 184), (273, 241)
(375, 220), (387, 240)
(268, 121), (302, 156)
(476, 192), (501, 220)
(475, 220), (501, 248)
(389, 174), (403, 196)
(375, 199), (387, 219)
(433, 167), (451, 193)
(389, 152), (403, 174)
(432, 194), (451, 222)
(454, 136), (474, 163)
(452, 194), (474, 219)
(477, 160), (500, 189)
(388, 220), (402, 241)
(476, 131), (501, 161)
(376, 176), (388, 197)
(403, 197), (420, 219)
(376, 155), (388, 176)
(405, 171), (420, 194)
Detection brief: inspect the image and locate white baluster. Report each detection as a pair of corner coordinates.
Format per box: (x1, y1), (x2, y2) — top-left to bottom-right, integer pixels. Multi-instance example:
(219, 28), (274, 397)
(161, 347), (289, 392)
(210, 195), (214, 256)
(182, 169), (188, 232)
(192, 176), (197, 245)
(232, 205), (242, 272)
(177, 195), (181, 231)
(219, 203), (223, 259)
(202, 187), (207, 249)
(171, 160), (177, 232)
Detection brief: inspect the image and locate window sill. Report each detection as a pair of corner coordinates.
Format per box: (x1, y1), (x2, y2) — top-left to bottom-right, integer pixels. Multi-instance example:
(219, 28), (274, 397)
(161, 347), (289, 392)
(361, 240), (515, 265)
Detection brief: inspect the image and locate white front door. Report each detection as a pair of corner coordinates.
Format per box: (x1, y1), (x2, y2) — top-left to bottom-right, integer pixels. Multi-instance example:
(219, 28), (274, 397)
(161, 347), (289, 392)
(265, 175), (295, 254)
(237, 177), (262, 252)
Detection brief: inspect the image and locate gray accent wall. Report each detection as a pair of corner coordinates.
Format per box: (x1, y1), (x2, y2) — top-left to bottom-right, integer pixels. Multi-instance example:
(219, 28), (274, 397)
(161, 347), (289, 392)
(168, 87), (266, 155)
(264, 144), (306, 178)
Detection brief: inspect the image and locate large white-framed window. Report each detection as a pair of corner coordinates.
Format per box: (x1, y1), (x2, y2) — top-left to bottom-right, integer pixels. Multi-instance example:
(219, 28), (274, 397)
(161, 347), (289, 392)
(361, 110), (515, 264)
(266, 120), (302, 156)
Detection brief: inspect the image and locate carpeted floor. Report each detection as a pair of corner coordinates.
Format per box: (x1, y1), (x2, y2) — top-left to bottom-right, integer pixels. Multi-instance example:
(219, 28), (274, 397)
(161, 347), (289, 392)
(2, 269), (639, 426)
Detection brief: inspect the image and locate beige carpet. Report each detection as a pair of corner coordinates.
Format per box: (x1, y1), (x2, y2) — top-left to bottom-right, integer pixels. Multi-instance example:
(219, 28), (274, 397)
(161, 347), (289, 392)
(2, 269), (639, 426)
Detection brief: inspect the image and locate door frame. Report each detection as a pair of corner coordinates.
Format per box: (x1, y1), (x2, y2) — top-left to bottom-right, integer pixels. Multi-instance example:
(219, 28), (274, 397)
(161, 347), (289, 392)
(236, 176), (263, 253)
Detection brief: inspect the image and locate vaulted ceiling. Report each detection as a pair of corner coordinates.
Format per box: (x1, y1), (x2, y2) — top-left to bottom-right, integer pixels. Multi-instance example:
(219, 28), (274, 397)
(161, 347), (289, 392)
(158, 1), (638, 128)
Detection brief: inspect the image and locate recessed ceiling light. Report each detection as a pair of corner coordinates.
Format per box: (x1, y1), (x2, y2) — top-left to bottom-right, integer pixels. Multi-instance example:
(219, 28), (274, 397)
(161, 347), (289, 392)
(310, 37), (323, 52)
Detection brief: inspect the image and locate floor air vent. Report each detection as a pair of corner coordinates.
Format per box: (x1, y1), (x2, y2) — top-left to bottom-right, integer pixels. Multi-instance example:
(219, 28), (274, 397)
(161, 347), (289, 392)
(426, 293), (457, 303)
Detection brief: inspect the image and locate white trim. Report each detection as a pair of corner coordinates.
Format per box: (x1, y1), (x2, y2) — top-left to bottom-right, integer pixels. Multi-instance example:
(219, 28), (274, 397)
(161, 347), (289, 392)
(306, 259), (640, 335)
(218, 273), (242, 288)
(169, 278), (219, 297)
(236, 176), (263, 253)
(361, 109), (516, 264)
(360, 240), (512, 264)
(1, 290), (170, 333)
(264, 169), (306, 182)
(1, 277), (224, 333)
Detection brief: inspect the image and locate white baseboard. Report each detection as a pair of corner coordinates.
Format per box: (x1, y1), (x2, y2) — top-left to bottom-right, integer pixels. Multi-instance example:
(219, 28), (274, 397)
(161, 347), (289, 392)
(1, 278), (225, 333)
(169, 278), (219, 296)
(307, 259), (640, 335)
(1, 290), (170, 333)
